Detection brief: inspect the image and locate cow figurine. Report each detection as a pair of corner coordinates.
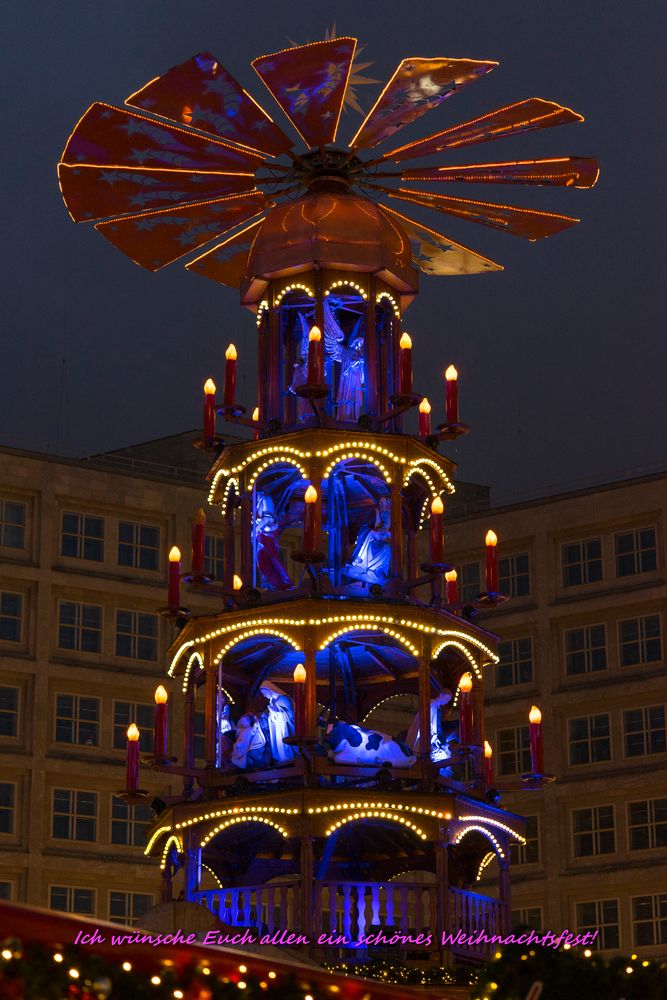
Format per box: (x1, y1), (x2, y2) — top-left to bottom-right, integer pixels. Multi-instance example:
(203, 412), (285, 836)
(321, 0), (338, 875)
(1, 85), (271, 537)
(324, 720), (417, 768)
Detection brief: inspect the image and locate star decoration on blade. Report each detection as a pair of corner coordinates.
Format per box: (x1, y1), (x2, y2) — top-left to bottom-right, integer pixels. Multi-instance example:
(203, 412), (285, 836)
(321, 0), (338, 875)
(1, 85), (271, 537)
(58, 36), (599, 283)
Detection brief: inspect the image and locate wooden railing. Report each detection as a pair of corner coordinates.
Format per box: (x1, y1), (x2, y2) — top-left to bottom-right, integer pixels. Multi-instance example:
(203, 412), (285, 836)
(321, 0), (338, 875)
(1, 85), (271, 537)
(193, 880), (299, 934)
(194, 880), (503, 960)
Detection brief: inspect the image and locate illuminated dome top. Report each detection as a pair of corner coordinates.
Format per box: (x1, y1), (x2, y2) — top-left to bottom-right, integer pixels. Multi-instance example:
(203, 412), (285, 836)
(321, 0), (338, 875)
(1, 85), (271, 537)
(243, 181), (418, 299)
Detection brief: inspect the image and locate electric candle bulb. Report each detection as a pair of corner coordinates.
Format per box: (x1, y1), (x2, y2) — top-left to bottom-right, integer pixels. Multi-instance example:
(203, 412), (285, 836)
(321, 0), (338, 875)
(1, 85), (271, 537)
(307, 326), (324, 384)
(458, 672), (473, 745)
(293, 663), (306, 736)
(445, 568), (458, 604)
(127, 723), (140, 741)
(445, 365), (459, 424)
(529, 705), (544, 773)
(155, 685), (167, 705)
(418, 396), (432, 436)
(251, 405), (260, 440)
(225, 344), (237, 361)
(252, 406), (259, 421)
(233, 574), (243, 591)
(484, 740), (492, 758)
(203, 379), (216, 440)
(431, 496), (444, 515)
(398, 332), (413, 395)
(304, 485), (318, 503)
(485, 529), (499, 593)
(167, 547), (181, 609)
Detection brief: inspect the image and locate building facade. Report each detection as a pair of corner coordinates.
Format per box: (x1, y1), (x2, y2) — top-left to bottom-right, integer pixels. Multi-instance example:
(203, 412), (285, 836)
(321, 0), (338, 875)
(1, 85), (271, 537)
(0, 436), (224, 926)
(448, 471), (667, 958)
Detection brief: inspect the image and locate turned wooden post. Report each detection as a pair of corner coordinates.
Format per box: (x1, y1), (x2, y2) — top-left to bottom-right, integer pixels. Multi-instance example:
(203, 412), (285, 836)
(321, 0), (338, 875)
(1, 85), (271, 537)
(161, 865), (173, 904)
(436, 825), (452, 966)
(472, 654), (486, 778)
(204, 645), (217, 769)
(389, 467), (404, 582)
(182, 682), (195, 797)
(499, 860), (512, 935)
(267, 286), (280, 420)
(418, 635), (433, 786)
(365, 275), (378, 415)
(222, 501), (235, 590)
(299, 834), (315, 939)
(304, 640), (318, 738)
(240, 485), (252, 585)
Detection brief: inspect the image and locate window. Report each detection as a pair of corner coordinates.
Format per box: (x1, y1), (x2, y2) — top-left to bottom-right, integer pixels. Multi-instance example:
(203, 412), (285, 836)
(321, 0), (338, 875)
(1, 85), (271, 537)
(562, 538), (602, 587)
(0, 882), (12, 900)
(619, 615), (662, 667)
(510, 815), (539, 865)
(0, 593), (22, 642)
(568, 714), (611, 765)
(61, 512), (104, 561)
(615, 527), (657, 577)
(52, 789), (97, 842)
(0, 500), (25, 549)
(632, 894), (667, 947)
(115, 610), (158, 661)
(109, 891), (153, 926)
(497, 726), (531, 776)
(0, 686), (19, 737)
(113, 702), (154, 754)
(54, 694), (100, 747)
(0, 783), (15, 834)
(50, 886), (95, 916)
(576, 899), (619, 949)
(628, 799), (667, 851)
(511, 907), (542, 931)
(458, 562), (481, 602)
(57, 601), (103, 653)
(572, 805), (615, 857)
(499, 553), (530, 597)
(565, 625), (607, 675)
(204, 535), (225, 581)
(118, 521), (160, 571)
(623, 706), (666, 757)
(111, 798), (153, 847)
(496, 638), (533, 687)
(194, 709), (205, 761)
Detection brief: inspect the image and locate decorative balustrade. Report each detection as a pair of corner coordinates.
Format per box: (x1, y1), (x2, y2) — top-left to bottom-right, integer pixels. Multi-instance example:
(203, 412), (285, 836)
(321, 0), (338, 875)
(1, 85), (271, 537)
(195, 879), (502, 961)
(193, 879), (299, 934)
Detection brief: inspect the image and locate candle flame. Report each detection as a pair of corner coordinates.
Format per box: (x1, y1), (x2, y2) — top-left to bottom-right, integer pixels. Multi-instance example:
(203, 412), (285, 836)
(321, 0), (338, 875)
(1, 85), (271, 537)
(293, 663), (306, 683)
(304, 485), (318, 503)
(225, 343), (237, 361)
(155, 685), (168, 704)
(419, 397), (431, 414)
(308, 325), (322, 342)
(445, 569), (457, 582)
(445, 365), (458, 381)
(252, 406), (260, 422)
(232, 574), (243, 591)
(459, 672), (473, 693)
(399, 332), (412, 350)
(484, 740), (493, 758)
(195, 508), (206, 525)
(431, 496), (444, 515)
(168, 546), (181, 563)
(485, 530), (498, 547)
(127, 723), (140, 742)
(529, 705), (542, 725)
(204, 378), (216, 395)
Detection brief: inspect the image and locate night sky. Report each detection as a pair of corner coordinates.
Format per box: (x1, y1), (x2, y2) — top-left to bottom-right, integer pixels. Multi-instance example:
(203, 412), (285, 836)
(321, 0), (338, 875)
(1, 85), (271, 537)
(3, 1), (666, 503)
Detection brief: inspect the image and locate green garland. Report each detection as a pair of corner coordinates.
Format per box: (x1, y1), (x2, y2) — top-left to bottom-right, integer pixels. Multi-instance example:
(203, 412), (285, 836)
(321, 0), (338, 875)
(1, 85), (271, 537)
(0, 939), (325, 1000)
(474, 943), (667, 1000)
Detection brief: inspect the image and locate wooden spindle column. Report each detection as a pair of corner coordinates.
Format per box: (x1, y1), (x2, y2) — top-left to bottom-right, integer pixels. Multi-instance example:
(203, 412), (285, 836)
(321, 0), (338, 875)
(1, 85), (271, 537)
(304, 641), (318, 738)
(299, 834), (315, 939)
(435, 824), (452, 967)
(365, 275), (378, 415)
(240, 487), (252, 585)
(204, 645), (217, 770)
(389, 467), (404, 585)
(499, 860), (512, 935)
(418, 634), (433, 787)
(182, 683), (195, 798)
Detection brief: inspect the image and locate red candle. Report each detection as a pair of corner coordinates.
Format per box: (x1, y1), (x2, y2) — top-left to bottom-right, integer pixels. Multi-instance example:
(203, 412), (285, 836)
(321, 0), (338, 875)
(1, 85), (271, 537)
(429, 496), (445, 564)
(154, 686), (168, 758)
(126, 723), (140, 791)
(445, 365), (459, 424)
(168, 546), (181, 609)
(418, 397), (431, 436)
(398, 332), (413, 395)
(529, 705), (544, 773)
(252, 406), (260, 441)
(203, 378), (216, 440)
(458, 672), (473, 745)
(191, 508), (206, 578)
(484, 740), (494, 785)
(224, 343), (237, 408)
(293, 663), (306, 737)
(485, 530), (498, 593)
(307, 325), (323, 385)
(445, 568), (459, 604)
(303, 484), (320, 552)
